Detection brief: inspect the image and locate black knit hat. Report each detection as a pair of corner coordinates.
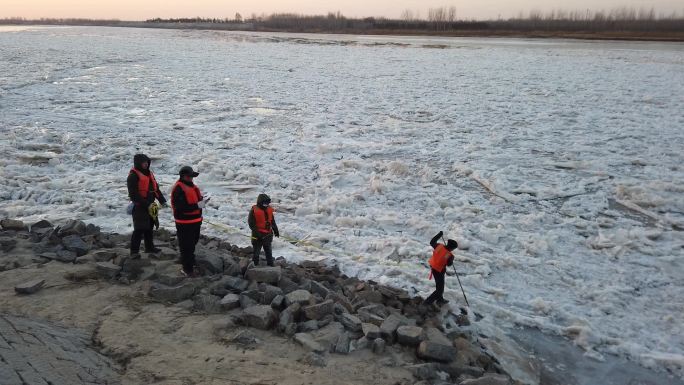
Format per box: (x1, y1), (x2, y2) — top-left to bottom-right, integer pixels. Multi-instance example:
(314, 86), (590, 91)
(446, 239), (458, 250)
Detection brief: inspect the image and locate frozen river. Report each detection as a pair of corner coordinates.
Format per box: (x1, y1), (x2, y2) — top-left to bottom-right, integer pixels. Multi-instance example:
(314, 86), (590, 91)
(1, 25), (683, 381)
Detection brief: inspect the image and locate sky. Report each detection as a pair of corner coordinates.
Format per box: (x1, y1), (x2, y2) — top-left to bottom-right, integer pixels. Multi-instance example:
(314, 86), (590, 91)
(1, 0), (682, 20)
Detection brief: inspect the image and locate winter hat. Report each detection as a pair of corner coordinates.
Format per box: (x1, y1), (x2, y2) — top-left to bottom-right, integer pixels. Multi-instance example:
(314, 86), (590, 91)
(446, 239), (458, 250)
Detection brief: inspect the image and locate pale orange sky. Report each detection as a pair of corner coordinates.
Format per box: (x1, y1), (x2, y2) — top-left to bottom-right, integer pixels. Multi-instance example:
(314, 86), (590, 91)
(1, 0), (682, 20)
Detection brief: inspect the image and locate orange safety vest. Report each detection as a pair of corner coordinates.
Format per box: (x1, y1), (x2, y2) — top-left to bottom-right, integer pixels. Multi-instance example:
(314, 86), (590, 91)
(428, 244), (453, 274)
(252, 205), (274, 234)
(130, 168), (159, 202)
(171, 181), (203, 224)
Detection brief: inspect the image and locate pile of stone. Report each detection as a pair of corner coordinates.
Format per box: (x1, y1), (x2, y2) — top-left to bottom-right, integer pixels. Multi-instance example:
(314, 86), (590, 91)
(145, 252), (511, 384)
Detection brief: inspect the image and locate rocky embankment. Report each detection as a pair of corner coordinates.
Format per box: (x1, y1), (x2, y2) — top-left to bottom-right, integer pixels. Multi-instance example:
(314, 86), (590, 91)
(0, 218), (514, 385)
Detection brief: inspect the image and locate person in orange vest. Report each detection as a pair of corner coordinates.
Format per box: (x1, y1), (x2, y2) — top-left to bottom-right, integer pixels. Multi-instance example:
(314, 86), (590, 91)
(127, 154), (167, 258)
(424, 231), (458, 306)
(171, 166), (208, 277)
(248, 193), (279, 266)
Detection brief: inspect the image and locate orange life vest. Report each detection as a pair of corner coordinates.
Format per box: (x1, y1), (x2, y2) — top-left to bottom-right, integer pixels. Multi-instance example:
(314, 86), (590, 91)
(252, 205), (274, 234)
(130, 168), (159, 202)
(171, 181), (203, 224)
(428, 244), (453, 273)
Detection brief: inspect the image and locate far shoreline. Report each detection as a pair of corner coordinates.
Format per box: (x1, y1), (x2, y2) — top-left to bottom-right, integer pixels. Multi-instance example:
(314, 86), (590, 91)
(3, 21), (684, 43)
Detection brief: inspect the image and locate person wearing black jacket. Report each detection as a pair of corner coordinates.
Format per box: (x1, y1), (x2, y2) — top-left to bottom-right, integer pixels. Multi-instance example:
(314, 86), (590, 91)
(424, 231), (458, 306)
(171, 166), (207, 277)
(248, 193), (279, 266)
(127, 154), (166, 257)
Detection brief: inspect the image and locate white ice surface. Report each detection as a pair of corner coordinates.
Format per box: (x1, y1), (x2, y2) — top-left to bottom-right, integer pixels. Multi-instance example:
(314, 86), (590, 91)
(1, 26), (683, 379)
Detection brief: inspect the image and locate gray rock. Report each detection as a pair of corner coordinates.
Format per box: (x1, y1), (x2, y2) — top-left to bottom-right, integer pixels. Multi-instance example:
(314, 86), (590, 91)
(122, 258), (152, 275)
(380, 313), (412, 342)
(231, 329), (259, 346)
(277, 276), (299, 294)
(14, 279), (46, 294)
(441, 364), (485, 380)
(285, 289), (313, 306)
(409, 363), (442, 380)
(278, 303), (301, 331)
(334, 332), (350, 354)
(270, 294), (285, 310)
(220, 293), (241, 310)
(298, 320), (319, 332)
(1, 219), (25, 231)
(85, 223), (100, 235)
(338, 313), (363, 332)
(155, 274), (185, 287)
(196, 254), (224, 274)
(148, 282), (197, 303)
(417, 340), (457, 363)
(356, 289), (384, 304)
(294, 333), (326, 353)
(242, 305), (276, 329)
(54, 249), (78, 263)
(224, 261), (242, 276)
(30, 220), (53, 231)
(310, 280), (330, 298)
(459, 374), (511, 385)
(224, 276), (249, 292)
(239, 293), (259, 309)
(326, 291), (354, 313)
(357, 306), (386, 326)
(372, 338), (386, 354)
(0, 237), (17, 252)
(362, 323), (381, 340)
(397, 325), (424, 346)
(61, 235), (90, 257)
(154, 247), (177, 261)
(353, 336), (371, 351)
(425, 327), (452, 346)
(90, 250), (117, 262)
(246, 266), (282, 284)
(193, 294), (223, 314)
(310, 322), (345, 352)
(262, 285), (283, 305)
(57, 220), (86, 237)
(303, 299), (334, 320)
(301, 352), (327, 367)
(95, 262), (121, 279)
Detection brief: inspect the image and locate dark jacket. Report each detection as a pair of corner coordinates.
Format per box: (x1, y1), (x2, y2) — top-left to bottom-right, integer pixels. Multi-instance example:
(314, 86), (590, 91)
(430, 232), (454, 267)
(248, 194), (279, 238)
(171, 179), (202, 222)
(127, 154), (166, 230)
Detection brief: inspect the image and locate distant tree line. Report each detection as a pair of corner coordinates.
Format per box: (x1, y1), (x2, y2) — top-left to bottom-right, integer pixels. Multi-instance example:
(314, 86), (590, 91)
(141, 6), (684, 33)
(2, 6), (683, 34)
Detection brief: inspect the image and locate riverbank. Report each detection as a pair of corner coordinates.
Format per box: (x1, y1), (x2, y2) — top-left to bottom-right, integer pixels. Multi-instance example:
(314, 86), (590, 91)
(2, 21), (684, 42)
(0, 218), (513, 385)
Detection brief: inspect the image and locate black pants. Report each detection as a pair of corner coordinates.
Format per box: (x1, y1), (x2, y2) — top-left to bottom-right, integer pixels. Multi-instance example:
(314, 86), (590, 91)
(176, 222), (202, 273)
(251, 233), (273, 266)
(130, 217), (154, 254)
(425, 268), (446, 304)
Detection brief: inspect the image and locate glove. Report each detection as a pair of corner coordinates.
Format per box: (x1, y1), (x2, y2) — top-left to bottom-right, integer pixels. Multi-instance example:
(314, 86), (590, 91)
(437, 230), (444, 238)
(274, 230), (280, 238)
(197, 201), (206, 209)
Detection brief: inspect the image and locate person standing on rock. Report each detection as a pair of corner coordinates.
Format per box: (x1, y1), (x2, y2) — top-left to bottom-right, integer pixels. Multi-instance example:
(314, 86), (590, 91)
(171, 166), (208, 277)
(127, 154), (167, 258)
(424, 231), (458, 306)
(248, 193), (279, 266)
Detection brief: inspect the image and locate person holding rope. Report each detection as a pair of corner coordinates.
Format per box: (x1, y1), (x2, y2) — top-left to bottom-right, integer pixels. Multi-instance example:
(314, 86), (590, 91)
(248, 193), (279, 266)
(127, 153), (167, 258)
(424, 231), (458, 306)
